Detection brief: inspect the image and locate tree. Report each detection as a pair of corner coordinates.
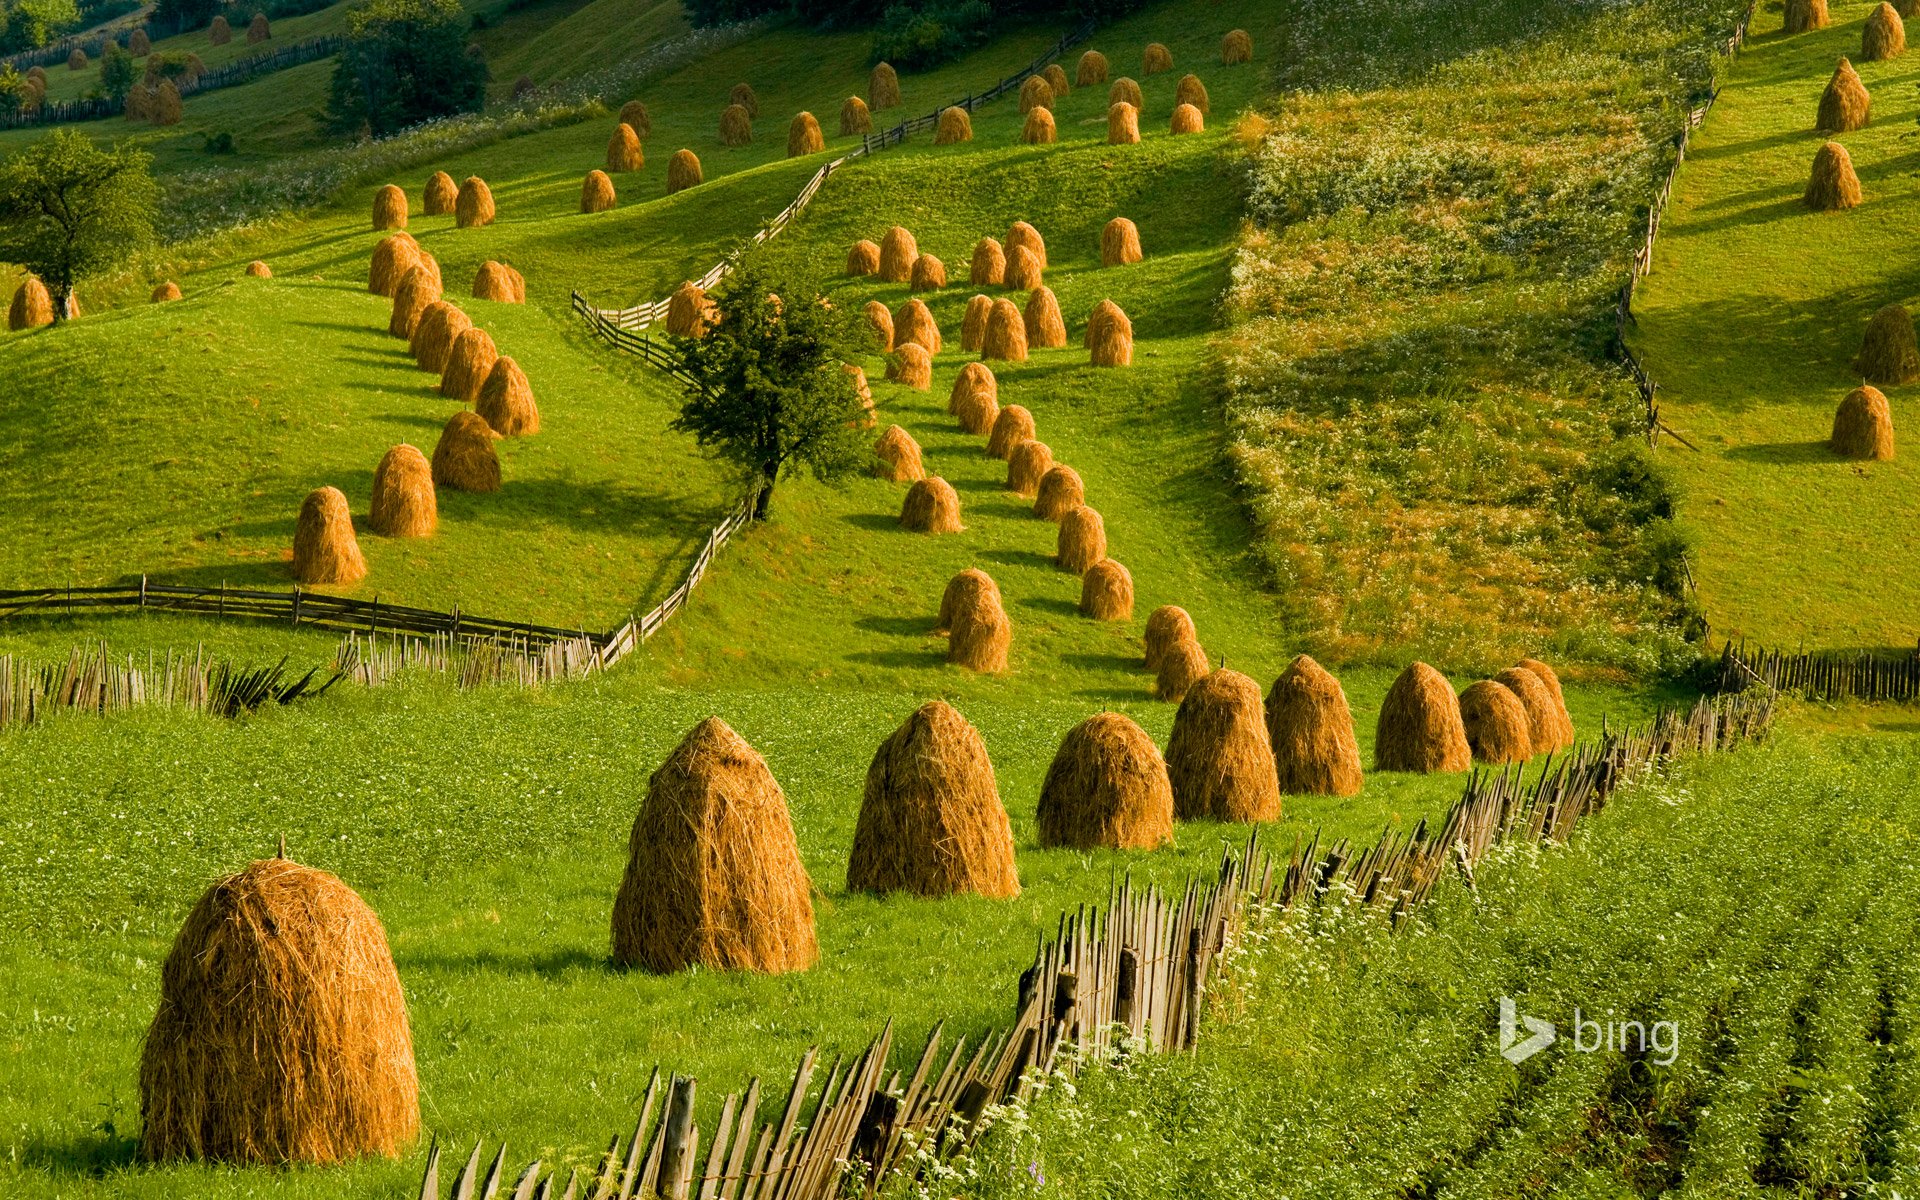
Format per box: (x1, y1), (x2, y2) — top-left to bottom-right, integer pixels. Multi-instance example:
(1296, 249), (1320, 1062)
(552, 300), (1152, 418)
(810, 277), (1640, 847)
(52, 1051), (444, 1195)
(669, 257), (871, 518)
(97, 41), (137, 101)
(325, 0), (487, 138)
(0, 129), (158, 318)
(0, 67), (28, 117)
(151, 0), (224, 34)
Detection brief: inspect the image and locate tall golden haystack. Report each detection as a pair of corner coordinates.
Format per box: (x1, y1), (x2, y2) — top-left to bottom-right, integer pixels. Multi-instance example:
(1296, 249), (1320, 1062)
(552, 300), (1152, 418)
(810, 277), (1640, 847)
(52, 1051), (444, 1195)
(388, 267), (440, 339)
(848, 701), (1019, 898)
(988, 404), (1034, 459)
(1034, 464), (1085, 520)
(720, 104), (753, 146)
(9, 276), (53, 330)
(935, 105), (973, 145)
(210, 15), (230, 43)
(455, 177), (494, 227)
(1144, 605), (1196, 671)
(1022, 106), (1057, 144)
(1457, 681), (1533, 765)
(1024, 286), (1067, 348)
(840, 95), (872, 135)
(1077, 49), (1109, 85)
(368, 232), (420, 297)
(130, 27), (151, 54)
(610, 718), (818, 974)
(125, 82), (154, 122)
(1166, 668), (1282, 823)
(471, 260), (519, 303)
(1102, 217), (1142, 267)
(607, 123), (644, 171)
(949, 359), (997, 414)
(431, 411), (501, 492)
(863, 298), (894, 349)
(895, 296), (941, 353)
(1109, 101), (1141, 144)
(423, 171), (457, 214)
(1854, 304), (1920, 384)
(138, 857), (416, 1164)
(1805, 140), (1862, 211)
(618, 98), (652, 138)
(292, 487), (367, 584)
(1515, 657), (1568, 714)
(956, 387), (998, 437)
(582, 169), (617, 212)
(1006, 219), (1047, 267)
(938, 567), (1001, 634)
(410, 302), (471, 373)
(1175, 73), (1210, 113)
(372, 184), (407, 230)
(1044, 63), (1070, 96)
(1080, 558), (1133, 621)
(847, 239), (881, 275)
(1110, 76), (1143, 110)
(1089, 300), (1133, 367)
(875, 424), (924, 482)
(68, 47), (86, 69)
(971, 237), (1006, 286)
(151, 281), (183, 303)
(889, 343), (934, 390)
(1374, 662), (1471, 773)
(245, 260), (272, 278)
(1057, 504), (1107, 573)
(879, 225), (918, 283)
(1007, 439), (1052, 495)
(1494, 667), (1574, 752)
(667, 149), (703, 193)
(1262, 655), (1363, 796)
(1171, 102), (1204, 134)
(1019, 74), (1053, 114)
(1222, 28), (1253, 64)
(1143, 42), (1172, 75)
(1787, 0), (1831, 28)
(946, 578), (1010, 673)
(1155, 636), (1208, 703)
(870, 61), (901, 109)
(962, 293), (994, 350)
(910, 253), (947, 292)
(1037, 713), (1173, 850)
(1005, 245), (1044, 291)
(247, 12), (270, 42)
(1865, 2), (1906, 59)
(1832, 384), (1895, 459)
(729, 81), (759, 117)
(666, 281), (713, 337)
(477, 356), (540, 436)
(901, 475), (962, 532)
(368, 444), (436, 538)
(787, 111), (825, 157)
(1819, 57), (1871, 132)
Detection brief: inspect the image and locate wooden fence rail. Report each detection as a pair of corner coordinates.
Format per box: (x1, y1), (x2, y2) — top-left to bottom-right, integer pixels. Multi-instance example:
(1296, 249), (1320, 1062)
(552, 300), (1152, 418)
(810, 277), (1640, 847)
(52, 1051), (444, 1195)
(1716, 640), (1920, 702)
(0, 35), (345, 129)
(0, 642), (332, 729)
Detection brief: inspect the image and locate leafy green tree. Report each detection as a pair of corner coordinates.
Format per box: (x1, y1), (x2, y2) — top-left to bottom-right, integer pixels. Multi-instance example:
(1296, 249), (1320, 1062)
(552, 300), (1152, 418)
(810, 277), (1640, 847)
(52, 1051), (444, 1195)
(0, 66), (28, 117)
(97, 40), (137, 101)
(669, 257), (870, 518)
(151, 0), (224, 34)
(325, 0), (487, 138)
(12, 0), (79, 45)
(0, 129), (158, 319)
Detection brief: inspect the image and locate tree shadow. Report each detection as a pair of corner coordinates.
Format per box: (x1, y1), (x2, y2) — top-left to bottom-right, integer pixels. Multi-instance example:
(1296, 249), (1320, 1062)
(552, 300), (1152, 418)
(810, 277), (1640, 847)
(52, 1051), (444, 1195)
(843, 648), (939, 669)
(854, 614), (934, 638)
(842, 512), (903, 532)
(12, 1129), (139, 1178)
(1015, 596), (1078, 616)
(1724, 440), (1835, 465)
(977, 547), (1053, 570)
(1061, 651), (1142, 673)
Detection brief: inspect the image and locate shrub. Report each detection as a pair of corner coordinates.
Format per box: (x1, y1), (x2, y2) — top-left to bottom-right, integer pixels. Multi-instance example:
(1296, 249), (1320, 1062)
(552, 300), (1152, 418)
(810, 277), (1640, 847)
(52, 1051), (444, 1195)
(326, 0), (488, 138)
(870, 1), (992, 71)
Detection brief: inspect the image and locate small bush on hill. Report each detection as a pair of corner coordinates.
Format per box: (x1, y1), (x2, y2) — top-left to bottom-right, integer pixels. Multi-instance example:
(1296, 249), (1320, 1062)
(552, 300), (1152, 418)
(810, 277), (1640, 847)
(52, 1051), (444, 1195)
(326, 0), (487, 138)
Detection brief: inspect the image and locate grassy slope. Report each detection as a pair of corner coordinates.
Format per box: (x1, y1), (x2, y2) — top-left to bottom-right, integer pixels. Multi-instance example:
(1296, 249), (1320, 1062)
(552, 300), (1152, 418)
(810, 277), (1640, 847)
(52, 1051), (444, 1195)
(1630, 1), (1920, 650)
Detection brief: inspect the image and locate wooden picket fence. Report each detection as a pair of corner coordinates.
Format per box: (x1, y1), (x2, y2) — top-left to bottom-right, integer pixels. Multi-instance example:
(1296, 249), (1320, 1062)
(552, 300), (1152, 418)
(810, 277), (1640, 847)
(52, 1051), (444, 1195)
(1716, 639), (1920, 703)
(0, 642), (330, 729)
(0, 35), (344, 129)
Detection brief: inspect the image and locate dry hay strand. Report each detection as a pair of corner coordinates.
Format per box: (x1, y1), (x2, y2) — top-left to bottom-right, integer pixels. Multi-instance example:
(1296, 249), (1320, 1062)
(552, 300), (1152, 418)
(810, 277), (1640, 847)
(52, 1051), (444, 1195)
(956, 387), (999, 436)
(209, 14), (230, 42)
(1110, 76), (1144, 110)
(863, 299), (894, 350)
(666, 281), (714, 338)
(987, 403), (1034, 459)
(423, 171), (457, 214)
(138, 857), (415, 1164)
(937, 567), (1001, 633)
(1853, 303), (1920, 384)
(368, 444), (437, 538)
(1155, 636), (1209, 703)
(1175, 72), (1210, 113)
(910, 253), (947, 292)
(1006, 219), (1047, 267)
(1006, 439), (1052, 495)
(67, 47), (86, 69)
(9, 277), (53, 329)
(846, 239), (881, 276)
(787, 111), (825, 157)
(840, 94), (872, 135)
(247, 11), (270, 42)
(1143, 42), (1172, 75)
(935, 105), (973, 145)
(150, 79), (183, 126)
(1077, 49), (1109, 85)
(1866, 2), (1907, 59)
(368, 232), (420, 297)
(455, 177), (495, 228)
(1004, 245), (1044, 291)
(1022, 106), (1057, 144)
(439, 327), (499, 402)
(409, 302), (471, 373)
(606, 123), (644, 172)
(581, 168), (617, 213)
(1034, 464), (1084, 521)
(1044, 62), (1070, 96)
(151, 281), (183, 302)
(387, 267), (441, 339)
(1903, 0), (1920, 16)
(372, 184), (407, 231)
(667, 149), (703, 193)
(946, 585), (1010, 673)
(1056, 504), (1107, 573)
(982, 297), (1029, 361)
(1024, 286), (1067, 349)
(1080, 558), (1133, 621)
(847, 701), (1019, 897)
(1143, 605), (1195, 672)
(610, 717), (818, 974)
(292, 487), (367, 585)
(1832, 384), (1895, 459)
(1109, 101), (1142, 144)
(879, 225), (919, 283)
(970, 238), (1006, 286)
(1170, 101), (1204, 134)
(1089, 300), (1134, 367)
(1102, 217), (1142, 267)
(1819, 57), (1871, 131)
(1458, 681), (1533, 765)
(949, 357), (997, 414)
(870, 61), (901, 110)
(1222, 28), (1253, 64)
(471, 260), (519, 303)
(1019, 74), (1053, 114)
(26, 63), (47, 85)
(472, 356), (539, 437)
(244, 260), (271, 279)
(1494, 666), (1574, 753)
(618, 98), (651, 138)
(1037, 712), (1172, 850)
(894, 297), (942, 353)
(900, 475), (962, 532)
(1374, 661), (1471, 773)
(1166, 668), (1282, 823)
(431, 411), (501, 492)
(1786, 0), (1830, 31)
(1805, 140), (1862, 211)
(717, 103), (754, 147)
(1264, 654), (1363, 796)
(875, 424), (924, 482)
(962, 293), (995, 350)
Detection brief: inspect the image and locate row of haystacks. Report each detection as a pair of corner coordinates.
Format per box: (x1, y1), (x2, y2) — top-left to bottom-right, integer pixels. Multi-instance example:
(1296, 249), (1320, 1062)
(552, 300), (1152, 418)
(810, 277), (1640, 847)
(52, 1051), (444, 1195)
(368, 173), (499, 230)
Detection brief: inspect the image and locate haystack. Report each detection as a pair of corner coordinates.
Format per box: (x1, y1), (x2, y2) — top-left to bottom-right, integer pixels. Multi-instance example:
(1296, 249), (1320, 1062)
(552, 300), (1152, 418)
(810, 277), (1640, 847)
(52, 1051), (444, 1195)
(1024, 286), (1066, 348)
(1166, 668), (1282, 823)
(1007, 219), (1047, 267)
(151, 281), (183, 303)
(971, 238), (1006, 286)
(870, 61), (901, 109)
(138, 857), (415, 1164)
(1514, 657), (1568, 714)
(1805, 140), (1862, 211)
(1022, 106), (1057, 144)
(863, 299), (894, 350)
(368, 444), (436, 538)
(666, 281), (713, 338)
(151, 80), (184, 125)
(67, 48), (86, 69)
(847, 239), (881, 275)
(1019, 74), (1053, 114)
(949, 359), (997, 414)
(1374, 662), (1471, 773)
(875, 424), (924, 481)
(1089, 300), (1133, 367)
(1494, 667), (1574, 752)
(471, 261), (519, 303)
(846, 364), (874, 429)
(910, 253), (947, 292)
(477, 356), (539, 436)
(431, 411), (501, 492)
(1005, 245), (1043, 292)
(847, 701), (1018, 897)
(1174, 72), (1210, 114)
(946, 580), (1010, 672)
(210, 15), (230, 44)
(1109, 102), (1141, 144)
(988, 404), (1034, 459)
(8, 277), (53, 329)
(895, 297), (941, 353)
(1171, 102), (1204, 134)
(1853, 304), (1920, 384)
(1077, 49), (1109, 85)
(368, 233), (420, 297)
(787, 111), (824, 157)
(239, 260), (270, 279)
(1819, 58), (1870, 131)
(1786, 0), (1830, 32)
(1102, 217), (1143, 267)
(955, 387), (998, 437)
(410, 302), (471, 373)
(582, 169), (617, 212)
(1056, 504), (1106, 573)
(372, 184), (407, 231)
(1143, 605), (1195, 672)
(1037, 713), (1172, 850)
(607, 123), (644, 172)
(1865, 2), (1906, 59)
(1155, 637), (1209, 703)
(292, 487), (366, 585)
(1080, 558), (1133, 621)
(719, 104), (753, 146)
(1044, 63), (1070, 97)
(901, 476), (961, 532)
(1143, 42), (1172, 75)
(728, 81), (759, 117)
(618, 98), (651, 138)
(1034, 464), (1084, 521)
(667, 149), (703, 193)
(610, 718), (817, 974)
(938, 567), (1001, 633)
(840, 95), (872, 135)
(1457, 681), (1532, 765)
(1007, 439), (1052, 495)
(423, 171), (457, 214)
(247, 12), (270, 42)
(935, 106), (972, 145)
(387, 267), (440, 338)
(962, 293), (994, 350)
(1264, 655), (1362, 796)
(126, 82), (154, 122)
(455, 177), (494, 227)
(1222, 29), (1252, 64)
(1832, 384), (1895, 459)
(440, 327), (499, 401)
(1110, 77), (1144, 110)
(130, 27), (151, 54)
(879, 225), (918, 283)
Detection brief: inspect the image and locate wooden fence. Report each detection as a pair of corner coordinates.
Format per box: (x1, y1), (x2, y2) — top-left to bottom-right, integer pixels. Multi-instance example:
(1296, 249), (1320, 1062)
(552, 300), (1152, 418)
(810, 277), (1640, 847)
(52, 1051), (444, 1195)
(0, 35), (344, 129)
(420, 689), (1775, 1200)
(1716, 639), (1920, 702)
(0, 642), (331, 729)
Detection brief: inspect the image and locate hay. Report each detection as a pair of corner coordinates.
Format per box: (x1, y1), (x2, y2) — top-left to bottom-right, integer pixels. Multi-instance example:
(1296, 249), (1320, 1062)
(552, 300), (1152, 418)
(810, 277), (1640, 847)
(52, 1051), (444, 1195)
(1034, 464), (1084, 521)
(440, 327), (499, 402)
(247, 12), (269, 42)
(471, 261), (519, 303)
(1110, 76), (1144, 111)
(244, 260), (271, 278)
(1262, 655), (1363, 796)
(138, 856), (416, 1164)
(1166, 668), (1282, 823)
(1005, 245), (1044, 292)
(935, 106), (973, 145)
(1019, 74), (1053, 114)
(1170, 102), (1204, 134)
(129, 27), (150, 54)
(1080, 558), (1133, 621)
(1515, 658), (1576, 742)
(125, 82), (153, 122)
(368, 233), (420, 297)
(1155, 637), (1209, 703)
(1786, 0), (1830, 32)
(901, 476), (962, 532)
(1102, 217), (1142, 267)
(1819, 57), (1871, 132)
(1853, 304), (1920, 384)
(938, 567), (1001, 633)
(610, 718), (817, 974)
(1865, 2), (1906, 59)
(1006, 219), (1047, 267)
(152, 79), (184, 125)
(423, 171), (457, 214)
(982, 298), (1030, 361)
(372, 184), (407, 231)
(895, 297), (942, 353)
(1174, 72), (1210, 114)
(847, 364), (874, 429)
(1374, 662), (1471, 773)
(945, 577), (1010, 673)
(875, 424), (924, 482)
(9, 276), (53, 329)
(870, 61), (901, 109)
(1143, 605), (1195, 672)
(729, 82), (759, 117)
(1077, 49), (1109, 85)
(477, 356), (539, 436)
(1043, 63), (1070, 96)
(1143, 42), (1172, 74)
(879, 225), (918, 283)
(1037, 713), (1173, 850)
(971, 238), (1006, 286)
(1006, 439), (1052, 495)
(368, 444), (437, 538)
(1805, 140), (1862, 211)
(950, 357), (997, 414)
(1222, 28), (1252, 64)
(431, 411), (500, 492)
(910, 253), (947, 292)
(667, 149), (703, 193)
(956, 387), (999, 437)
(1022, 106), (1057, 144)
(410, 302), (471, 373)
(292, 487), (367, 584)
(606, 123), (644, 172)
(1494, 667), (1574, 753)
(1832, 384), (1895, 459)
(1024, 286), (1066, 348)
(1089, 300), (1133, 367)
(846, 239), (881, 276)
(666, 281), (714, 338)
(787, 111), (824, 157)
(962, 293), (995, 351)
(210, 15), (230, 43)
(618, 98), (651, 138)
(581, 169), (617, 212)
(151, 281), (182, 302)
(840, 95), (872, 135)
(504, 263), (526, 302)
(847, 701), (1019, 898)
(1458, 681), (1533, 765)
(889, 343), (933, 391)
(987, 404), (1034, 459)
(1056, 504), (1106, 573)
(455, 177), (494, 228)
(387, 267), (441, 339)
(185, 53), (205, 79)
(67, 48), (86, 69)
(863, 299), (894, 350)
(719, 104), (753, 146)
(1109, 101), (1141, 144)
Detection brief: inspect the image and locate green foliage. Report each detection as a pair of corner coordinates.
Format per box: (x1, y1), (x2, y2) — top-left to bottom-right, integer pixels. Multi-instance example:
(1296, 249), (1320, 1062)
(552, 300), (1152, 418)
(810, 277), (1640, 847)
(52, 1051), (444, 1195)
(325, 0), (487, 137)
(869, 0), (992, 69)
(95, 40), (136, 101)
(0, 0), (79, 51)
(0, 65), (28, 116)
(150, 0), (221, 32)
(0, 129), (156, 313)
